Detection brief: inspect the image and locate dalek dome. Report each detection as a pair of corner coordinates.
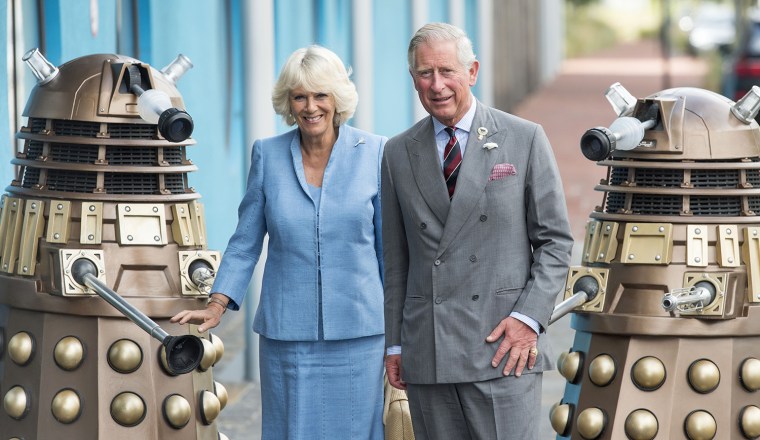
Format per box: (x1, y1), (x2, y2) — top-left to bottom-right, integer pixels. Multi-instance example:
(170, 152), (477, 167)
(614, 87), (760, 161)
(22, 52), (190, 124)
(12, 50), (198, 202)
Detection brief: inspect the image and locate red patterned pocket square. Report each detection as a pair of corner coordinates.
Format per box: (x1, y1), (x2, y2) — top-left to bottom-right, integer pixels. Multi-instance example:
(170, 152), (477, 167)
(489, 163), (517, 181)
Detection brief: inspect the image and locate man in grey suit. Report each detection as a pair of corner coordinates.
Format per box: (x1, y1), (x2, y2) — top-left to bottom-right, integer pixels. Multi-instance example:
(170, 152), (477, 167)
(382, 23), (573, 439)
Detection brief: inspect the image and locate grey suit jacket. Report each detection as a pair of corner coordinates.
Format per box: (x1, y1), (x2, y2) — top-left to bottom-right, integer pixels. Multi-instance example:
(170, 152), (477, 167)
(382, 101), (573, 384)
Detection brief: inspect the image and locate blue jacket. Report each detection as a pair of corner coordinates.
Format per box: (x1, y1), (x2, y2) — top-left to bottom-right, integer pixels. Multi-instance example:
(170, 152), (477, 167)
(212, 125), (387, 341)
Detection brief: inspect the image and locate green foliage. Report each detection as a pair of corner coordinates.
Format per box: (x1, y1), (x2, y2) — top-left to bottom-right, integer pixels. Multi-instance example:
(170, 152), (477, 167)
(565, 5), (620, 57)
(703, 50), (725, 93)
(566, 0), (602, 6)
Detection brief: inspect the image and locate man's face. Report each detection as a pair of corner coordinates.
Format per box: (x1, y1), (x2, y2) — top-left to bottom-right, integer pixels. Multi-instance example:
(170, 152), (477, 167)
(411, 40), (479, 126)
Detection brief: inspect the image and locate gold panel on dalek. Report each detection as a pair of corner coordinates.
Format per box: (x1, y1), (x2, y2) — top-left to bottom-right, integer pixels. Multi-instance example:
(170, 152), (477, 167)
(0, 49), (229, 439)
(548, 83), (760, 440)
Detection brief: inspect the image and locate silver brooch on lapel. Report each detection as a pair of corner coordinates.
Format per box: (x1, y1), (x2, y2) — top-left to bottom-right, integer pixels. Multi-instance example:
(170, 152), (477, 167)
(477, 127), (488, 140)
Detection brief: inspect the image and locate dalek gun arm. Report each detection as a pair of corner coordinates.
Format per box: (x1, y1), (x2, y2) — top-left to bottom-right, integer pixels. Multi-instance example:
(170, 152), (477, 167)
(549, 275), (600, 325)
(70, 258), (204, 375)
(662, 282), (716, 313)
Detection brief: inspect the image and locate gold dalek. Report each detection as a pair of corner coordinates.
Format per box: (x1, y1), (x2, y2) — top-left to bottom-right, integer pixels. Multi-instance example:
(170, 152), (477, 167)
(0, 49), (228, 439)
(549, 84), (760, 439)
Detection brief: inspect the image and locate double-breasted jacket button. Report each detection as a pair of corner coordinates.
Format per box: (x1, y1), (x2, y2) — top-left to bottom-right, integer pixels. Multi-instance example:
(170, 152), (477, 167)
(434, 297), (443, 304)
(472, 295), (479, 301)
(420, 222), (427, 229)
(479, 215), (487, 222)
(469, 255), (477, 262)
(434, 259), (441, 266)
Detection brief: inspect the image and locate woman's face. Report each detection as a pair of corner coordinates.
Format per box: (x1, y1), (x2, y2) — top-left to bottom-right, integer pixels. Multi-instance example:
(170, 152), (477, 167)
(290, 86), (336, 140)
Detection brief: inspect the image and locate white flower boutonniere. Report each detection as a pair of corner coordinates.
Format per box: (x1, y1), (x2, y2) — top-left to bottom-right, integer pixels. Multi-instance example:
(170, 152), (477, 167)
(477, 127), (488, 140)
(483, 142), (498, 150)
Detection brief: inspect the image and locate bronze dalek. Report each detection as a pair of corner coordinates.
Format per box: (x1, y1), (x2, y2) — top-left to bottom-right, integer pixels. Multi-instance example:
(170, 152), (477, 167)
(548, 84), (760, 439)
(0, 50), (228, 439)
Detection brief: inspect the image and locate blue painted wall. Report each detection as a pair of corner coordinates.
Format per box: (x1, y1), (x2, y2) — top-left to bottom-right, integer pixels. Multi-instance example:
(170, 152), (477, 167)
(43, 0), (117, 66)
(429, 0), (449, 23)
(316, 0), (352, 64)
(140, 1), (243, 248)
(465, 0), (480, 97)
(0, 0), (10, 188)
(372, 0), (413, 138)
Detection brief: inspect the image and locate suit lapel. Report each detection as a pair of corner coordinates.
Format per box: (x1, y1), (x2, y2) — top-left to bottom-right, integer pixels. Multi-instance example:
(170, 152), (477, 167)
(438, 102), (501, 255)
(406, 118), (450, 225)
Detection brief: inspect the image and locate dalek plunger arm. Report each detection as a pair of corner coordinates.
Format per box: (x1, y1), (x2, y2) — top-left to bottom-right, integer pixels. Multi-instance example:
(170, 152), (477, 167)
(549, 276), (600, 325)
(70, 258), (204, 375)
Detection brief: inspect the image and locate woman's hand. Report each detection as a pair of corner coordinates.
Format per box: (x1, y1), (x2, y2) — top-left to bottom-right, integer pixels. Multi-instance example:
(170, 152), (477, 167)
(170, 301), (226, 333)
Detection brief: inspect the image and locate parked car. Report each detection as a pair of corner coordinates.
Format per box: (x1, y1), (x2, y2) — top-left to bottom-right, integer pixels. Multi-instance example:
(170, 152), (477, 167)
(725, 9), (760, 103)
(683, 3), (736, 55)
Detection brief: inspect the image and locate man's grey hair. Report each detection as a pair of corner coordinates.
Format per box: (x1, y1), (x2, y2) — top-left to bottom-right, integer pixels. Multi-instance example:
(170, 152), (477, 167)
(407, 22), (477, 71)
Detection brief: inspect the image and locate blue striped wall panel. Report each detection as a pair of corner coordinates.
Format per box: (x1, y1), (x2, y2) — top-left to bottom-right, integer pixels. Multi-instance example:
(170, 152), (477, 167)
(465, 0), (480, 98)
(274, 0), (315, 134)
(316, 0), (351, 66)
(274, 0), (315, 73)
(15, 1), (42, 126)
(136, 0), (152, 61)
(0, 0), (12, 187)
(116, 0), (137, 55)
(227, 0), (246, 207)
(372, 0), (412, 138)
(428, 0), (448, 24)
(43, 0), (117, 66)
(141, 0), (241, 249)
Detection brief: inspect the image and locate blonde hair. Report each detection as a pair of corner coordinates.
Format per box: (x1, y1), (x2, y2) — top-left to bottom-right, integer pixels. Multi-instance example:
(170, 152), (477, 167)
(272, 45), (358, 126)
(408, 23), (476, 71)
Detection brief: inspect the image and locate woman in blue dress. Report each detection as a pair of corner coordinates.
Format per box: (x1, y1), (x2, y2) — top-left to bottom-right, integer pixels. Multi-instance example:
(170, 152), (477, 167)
(172, 45), (386, 440)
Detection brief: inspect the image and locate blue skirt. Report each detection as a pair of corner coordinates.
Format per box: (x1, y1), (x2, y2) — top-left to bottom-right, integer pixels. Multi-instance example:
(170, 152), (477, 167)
(259, 334), (385, 440)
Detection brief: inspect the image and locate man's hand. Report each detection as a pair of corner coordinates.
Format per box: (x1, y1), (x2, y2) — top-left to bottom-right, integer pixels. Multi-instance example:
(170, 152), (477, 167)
(486, 316), (538, 377)
(385, 354), (407, 390)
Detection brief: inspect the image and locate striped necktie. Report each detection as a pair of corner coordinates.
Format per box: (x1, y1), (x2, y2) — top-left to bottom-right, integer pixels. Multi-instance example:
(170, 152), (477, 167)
(443, 126), (462, 199)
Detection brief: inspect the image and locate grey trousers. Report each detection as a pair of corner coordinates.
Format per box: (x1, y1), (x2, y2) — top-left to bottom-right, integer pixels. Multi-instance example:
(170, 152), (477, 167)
(406, 373), (542, 440)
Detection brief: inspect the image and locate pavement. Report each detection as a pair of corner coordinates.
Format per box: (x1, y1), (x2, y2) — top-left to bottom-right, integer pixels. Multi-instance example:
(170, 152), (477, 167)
(212, 39), (708, 439)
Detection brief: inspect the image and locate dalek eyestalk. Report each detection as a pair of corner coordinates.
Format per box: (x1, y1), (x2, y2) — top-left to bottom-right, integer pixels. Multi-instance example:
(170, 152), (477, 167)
(127, 65), (194, 143)
(580, 117), (656, 162)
